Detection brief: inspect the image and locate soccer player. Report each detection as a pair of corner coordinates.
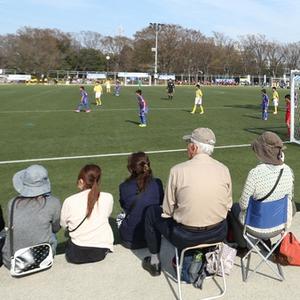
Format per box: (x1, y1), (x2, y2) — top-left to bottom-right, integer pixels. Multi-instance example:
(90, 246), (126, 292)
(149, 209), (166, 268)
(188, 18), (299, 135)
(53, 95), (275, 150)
(115, 80), (121, 96)
(136, 89), (148, 127)
(75, 86), (90, 113)
(261, 89), (269, 120)
(191, 84), (204, 114)
(272, 86), (279, 114)
(167, 79), (175, 100)
(105, 79), (111, 93)
(285, 94), (291, 137)
(93, 81), (103, 106)
(138, 79), (142, 88)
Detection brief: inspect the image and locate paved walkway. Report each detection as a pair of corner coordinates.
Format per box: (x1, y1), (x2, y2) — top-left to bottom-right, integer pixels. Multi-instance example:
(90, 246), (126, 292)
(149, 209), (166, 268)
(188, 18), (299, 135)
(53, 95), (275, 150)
(1, 213), (300, 300)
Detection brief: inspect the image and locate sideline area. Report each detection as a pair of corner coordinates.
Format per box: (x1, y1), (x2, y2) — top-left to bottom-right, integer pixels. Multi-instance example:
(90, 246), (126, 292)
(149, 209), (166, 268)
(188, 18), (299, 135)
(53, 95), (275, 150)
(1, 213), (300, 300)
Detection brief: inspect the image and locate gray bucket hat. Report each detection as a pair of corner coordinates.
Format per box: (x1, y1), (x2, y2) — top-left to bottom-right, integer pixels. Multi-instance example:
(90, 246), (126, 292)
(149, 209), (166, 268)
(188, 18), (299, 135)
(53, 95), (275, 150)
(13, 165), (51, 197)
(252, 132), (286, 165)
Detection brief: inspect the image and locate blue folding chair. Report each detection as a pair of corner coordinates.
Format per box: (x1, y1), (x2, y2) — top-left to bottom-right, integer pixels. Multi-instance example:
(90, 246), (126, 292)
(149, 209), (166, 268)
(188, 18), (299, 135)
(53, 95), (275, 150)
(241, 195), (288, 282)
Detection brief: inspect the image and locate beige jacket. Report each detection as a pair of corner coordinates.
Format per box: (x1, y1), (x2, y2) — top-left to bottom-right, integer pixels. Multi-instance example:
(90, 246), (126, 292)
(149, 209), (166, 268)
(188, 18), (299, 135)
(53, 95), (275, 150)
(162, 153), (232, 227)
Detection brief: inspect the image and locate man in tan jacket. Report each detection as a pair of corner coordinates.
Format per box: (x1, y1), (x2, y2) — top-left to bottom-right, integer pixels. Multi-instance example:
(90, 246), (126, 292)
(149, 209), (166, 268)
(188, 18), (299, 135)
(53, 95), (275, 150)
(142, 127), (232, 276)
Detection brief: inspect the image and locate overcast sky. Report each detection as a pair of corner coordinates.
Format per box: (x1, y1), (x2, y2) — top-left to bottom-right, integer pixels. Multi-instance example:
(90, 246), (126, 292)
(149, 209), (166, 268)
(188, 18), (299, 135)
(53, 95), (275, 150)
(0, 0), (299, 42)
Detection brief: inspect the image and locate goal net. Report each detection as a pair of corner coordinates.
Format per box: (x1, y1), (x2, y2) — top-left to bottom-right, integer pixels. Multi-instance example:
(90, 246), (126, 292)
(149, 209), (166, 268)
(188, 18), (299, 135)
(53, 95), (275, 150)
(290, 70), (300, 144)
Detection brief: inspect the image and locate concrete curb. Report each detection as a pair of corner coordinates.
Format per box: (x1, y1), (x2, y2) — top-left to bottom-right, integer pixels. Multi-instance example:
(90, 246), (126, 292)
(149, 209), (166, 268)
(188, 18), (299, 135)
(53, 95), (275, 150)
(1, 213), (300, 300)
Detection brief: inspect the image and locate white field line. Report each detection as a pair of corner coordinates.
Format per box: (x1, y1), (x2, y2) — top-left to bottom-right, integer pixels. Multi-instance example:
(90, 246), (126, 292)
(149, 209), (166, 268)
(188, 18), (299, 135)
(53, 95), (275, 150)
(0, 141), (292, 165)
(0, 106), (232, 114)
(0, 144), (252, 165)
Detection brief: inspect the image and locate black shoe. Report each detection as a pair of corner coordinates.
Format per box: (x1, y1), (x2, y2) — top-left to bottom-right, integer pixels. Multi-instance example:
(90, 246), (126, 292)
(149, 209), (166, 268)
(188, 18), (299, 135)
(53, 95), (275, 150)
(142, 256), (161, 276)
(236, 247), (248, 257)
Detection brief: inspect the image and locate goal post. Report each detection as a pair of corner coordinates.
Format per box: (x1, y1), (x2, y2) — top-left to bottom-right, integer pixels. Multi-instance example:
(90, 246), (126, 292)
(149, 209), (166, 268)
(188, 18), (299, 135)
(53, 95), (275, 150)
(290, 70), (300, 144)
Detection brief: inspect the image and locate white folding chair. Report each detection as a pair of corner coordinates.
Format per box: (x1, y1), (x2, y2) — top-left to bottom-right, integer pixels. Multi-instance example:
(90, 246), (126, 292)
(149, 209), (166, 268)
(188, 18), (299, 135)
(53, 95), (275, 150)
(241, 195), (288, 282)
(175, 242), (227, 300)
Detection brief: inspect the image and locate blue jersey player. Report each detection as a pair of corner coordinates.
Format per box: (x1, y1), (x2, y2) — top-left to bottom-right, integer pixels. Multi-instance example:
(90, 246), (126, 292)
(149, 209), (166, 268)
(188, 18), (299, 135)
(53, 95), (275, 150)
(115, 80), (121, 96)
(261, 89), (269, 120)
(75, 86), (90, 113)
(136, 89), (148, 127)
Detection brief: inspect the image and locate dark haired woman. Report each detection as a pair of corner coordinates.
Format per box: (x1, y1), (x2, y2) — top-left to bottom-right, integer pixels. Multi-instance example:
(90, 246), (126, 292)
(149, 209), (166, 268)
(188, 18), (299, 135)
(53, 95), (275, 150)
(60, 164), (114, 264)
(119, 152), (164, 249)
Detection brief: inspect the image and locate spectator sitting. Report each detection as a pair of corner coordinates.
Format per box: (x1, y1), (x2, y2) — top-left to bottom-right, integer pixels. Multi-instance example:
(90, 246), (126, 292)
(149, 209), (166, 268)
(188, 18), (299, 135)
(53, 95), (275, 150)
(228, 132), (295, 248)
(119, 152), (164, 249)
(60, 164), (114, 264)
(141, 128), (233, 276)
(1, 165), (61, 269)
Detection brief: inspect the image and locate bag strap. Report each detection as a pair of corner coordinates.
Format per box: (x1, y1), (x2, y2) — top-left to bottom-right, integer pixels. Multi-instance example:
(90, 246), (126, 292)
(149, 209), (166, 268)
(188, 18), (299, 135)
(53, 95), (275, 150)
(257, 168), (284, 202)
(9, 197), (19, 258)
(68, 215), (87, 233)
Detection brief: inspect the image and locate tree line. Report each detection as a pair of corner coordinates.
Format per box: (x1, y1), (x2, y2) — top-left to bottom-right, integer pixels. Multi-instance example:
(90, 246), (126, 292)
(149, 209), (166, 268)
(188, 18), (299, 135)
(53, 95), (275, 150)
(0, 25), (299, 77)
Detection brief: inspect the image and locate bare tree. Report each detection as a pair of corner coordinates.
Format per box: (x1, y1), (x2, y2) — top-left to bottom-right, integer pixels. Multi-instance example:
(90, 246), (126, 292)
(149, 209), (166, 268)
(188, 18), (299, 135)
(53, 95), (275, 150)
(72, 31), (103, 49)
(100, 35), (133, 71)
(266, 41), (285, 77)
(213, 32), (242, 75)
(1, 25), (300, 77)
(239, 34), (269, 75)
(0, 34), (18, 70)
(157, 25), (185, 73)
(283, 42), (300, 71)
(7, 27), (74, 75)
(132, 27), (157, 72)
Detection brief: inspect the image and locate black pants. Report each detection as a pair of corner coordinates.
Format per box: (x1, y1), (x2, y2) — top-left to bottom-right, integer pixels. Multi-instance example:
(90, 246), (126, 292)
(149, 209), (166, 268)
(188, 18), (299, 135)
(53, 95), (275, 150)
(65, 240), (110, 264)
(120, 239), (147, 250)
(0, 237), (5, 267)
(227, 203), (247, 248)
(144, 205), (227, 254)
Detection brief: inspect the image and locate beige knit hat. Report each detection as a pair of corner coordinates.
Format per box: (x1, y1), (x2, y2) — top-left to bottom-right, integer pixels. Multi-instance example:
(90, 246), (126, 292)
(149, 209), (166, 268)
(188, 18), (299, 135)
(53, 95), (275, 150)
(252, 132), (286, 165)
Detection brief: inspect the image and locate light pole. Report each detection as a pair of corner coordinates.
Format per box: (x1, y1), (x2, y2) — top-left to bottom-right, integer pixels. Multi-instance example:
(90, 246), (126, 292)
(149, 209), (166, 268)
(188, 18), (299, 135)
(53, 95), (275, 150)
(150, 23), (164, 85)
(105, 55), (110, 78)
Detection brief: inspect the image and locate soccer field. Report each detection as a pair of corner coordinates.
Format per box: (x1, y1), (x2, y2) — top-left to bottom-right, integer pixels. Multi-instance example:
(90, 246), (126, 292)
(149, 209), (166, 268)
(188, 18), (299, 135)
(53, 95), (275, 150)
(0, 84), (299, 240)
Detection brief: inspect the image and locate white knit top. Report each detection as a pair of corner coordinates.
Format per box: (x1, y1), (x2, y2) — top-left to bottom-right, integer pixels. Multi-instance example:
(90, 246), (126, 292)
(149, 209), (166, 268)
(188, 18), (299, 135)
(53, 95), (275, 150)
(239, 163), (294, 234)
(60, 190), (114, 251)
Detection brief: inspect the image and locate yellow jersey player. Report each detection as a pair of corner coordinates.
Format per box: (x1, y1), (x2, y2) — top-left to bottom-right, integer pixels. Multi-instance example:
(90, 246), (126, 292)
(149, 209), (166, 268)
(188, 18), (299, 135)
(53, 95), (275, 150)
(191, 84), (204, 114)
(105, 79), (111, 93)
(272, 86), (279, 114)
(93, 81), (103, 106)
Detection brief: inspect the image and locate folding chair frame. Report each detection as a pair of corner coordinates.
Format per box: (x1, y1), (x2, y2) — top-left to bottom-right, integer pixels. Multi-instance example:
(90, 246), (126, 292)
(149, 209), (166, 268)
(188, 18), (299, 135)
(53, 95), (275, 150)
(241, 228), (287, 282)
(175, 242), (227, 300)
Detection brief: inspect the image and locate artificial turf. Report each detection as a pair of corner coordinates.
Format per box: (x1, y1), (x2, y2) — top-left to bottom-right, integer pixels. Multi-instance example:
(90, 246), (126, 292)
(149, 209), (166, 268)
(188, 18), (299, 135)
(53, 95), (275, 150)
(0, 84), (299, 238)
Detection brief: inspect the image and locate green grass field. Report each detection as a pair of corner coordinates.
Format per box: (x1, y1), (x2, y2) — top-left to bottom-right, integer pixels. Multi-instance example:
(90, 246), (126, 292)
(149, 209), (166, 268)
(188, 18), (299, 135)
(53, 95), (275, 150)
(0, 84), (299, 243)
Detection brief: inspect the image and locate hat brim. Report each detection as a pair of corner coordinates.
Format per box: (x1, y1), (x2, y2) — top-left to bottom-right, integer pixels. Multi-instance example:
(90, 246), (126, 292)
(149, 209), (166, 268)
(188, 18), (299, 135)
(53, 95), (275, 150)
(182, 134), (192, 142)
(13, 170), (51, 197)
(252, 140), (284, 165)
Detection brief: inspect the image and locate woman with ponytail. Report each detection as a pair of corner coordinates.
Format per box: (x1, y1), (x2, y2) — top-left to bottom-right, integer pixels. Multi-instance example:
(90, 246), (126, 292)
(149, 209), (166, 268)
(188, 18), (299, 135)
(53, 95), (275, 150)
(119, 152), (164, 249)
(60, 164), (114, 264)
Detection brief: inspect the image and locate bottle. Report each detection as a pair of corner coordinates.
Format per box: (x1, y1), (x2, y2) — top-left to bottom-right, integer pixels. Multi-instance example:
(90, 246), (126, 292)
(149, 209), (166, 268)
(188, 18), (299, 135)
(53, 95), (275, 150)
(189, 250), (203, 282)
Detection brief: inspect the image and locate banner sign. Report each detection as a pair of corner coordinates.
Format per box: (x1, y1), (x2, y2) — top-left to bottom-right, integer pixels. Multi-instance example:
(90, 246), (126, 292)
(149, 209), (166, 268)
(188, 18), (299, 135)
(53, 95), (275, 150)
(7, 74), (31, 81)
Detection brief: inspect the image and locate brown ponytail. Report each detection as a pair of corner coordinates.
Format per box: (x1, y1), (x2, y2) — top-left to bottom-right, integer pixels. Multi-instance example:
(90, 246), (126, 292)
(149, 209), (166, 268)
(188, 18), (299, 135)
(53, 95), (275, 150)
(77, 164), (101, 218)
(127, 152), (152, 192)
